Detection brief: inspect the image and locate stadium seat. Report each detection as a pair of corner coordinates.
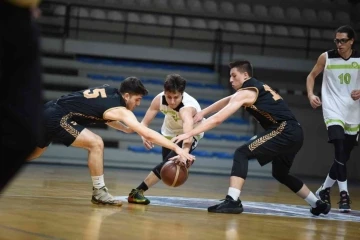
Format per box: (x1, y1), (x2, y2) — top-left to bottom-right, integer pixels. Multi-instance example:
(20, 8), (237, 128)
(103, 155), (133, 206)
(220, 2), (235, 14)
(289, 27), (306, 38)
(89, 9), (106, 20)
(153, 0), (168, 8)
(240, 23), (256, 34)
(71, 7), (89, 18)
(273, 25), (289, 36)
(170, 0), (186, 10)
(224, 21), (240, 32)
(175, 17), (191, 27)
(191, 19), (207, 29)
(269, 6), (285, 19)
(285, 7), (301, 20)
(302, 9), (317, 22)
(141, 14), (158, 25)
(127, 12), (141, 23)
(187, 0), (202, 12)
(318, 10), (333, 22)
(203, 0), (218, 13)
(158, 15), (173, 26)
(107, 11), (124, 22)
(207, 20), (222, 30)
(335, 11), (350, 24)
(54, 5), (66, 16)
(236, 3), (252, 17)
(253, 4), (268, 18)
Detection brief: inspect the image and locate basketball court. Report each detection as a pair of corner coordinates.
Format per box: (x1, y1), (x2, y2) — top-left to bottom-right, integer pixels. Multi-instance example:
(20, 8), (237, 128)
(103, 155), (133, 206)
(0, 163), (359, 240)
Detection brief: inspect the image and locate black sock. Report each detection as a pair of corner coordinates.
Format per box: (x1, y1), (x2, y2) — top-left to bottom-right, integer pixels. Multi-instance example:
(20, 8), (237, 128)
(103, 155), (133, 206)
(137, 182), (149, 191)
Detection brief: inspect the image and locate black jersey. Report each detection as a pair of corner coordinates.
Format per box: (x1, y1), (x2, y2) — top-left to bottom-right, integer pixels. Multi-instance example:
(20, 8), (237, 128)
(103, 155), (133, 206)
(54, 84), (125, 125)
(241, 78), (297, 130)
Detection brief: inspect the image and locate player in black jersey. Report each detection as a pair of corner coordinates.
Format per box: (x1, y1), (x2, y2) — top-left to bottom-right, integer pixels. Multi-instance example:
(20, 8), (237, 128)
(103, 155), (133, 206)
(27, 77), (195, 206)
(172, 60), (330, 216)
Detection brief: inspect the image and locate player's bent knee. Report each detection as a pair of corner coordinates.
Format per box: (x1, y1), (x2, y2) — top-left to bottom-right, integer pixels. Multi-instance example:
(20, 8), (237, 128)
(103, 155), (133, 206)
(152, 162), (165, 179)
(272, 172), (287, 184)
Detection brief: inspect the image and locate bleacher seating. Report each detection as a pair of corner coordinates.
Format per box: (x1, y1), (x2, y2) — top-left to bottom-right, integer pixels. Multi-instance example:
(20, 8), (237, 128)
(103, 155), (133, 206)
(38, 0), (359, 60)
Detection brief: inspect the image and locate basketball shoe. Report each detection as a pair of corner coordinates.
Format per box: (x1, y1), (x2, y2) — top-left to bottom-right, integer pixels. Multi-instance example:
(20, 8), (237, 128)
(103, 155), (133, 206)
(316, 185), (331, 207)
(91, 186), (122, 206)
(128, 189), (150, 205)
(338, 191), (351, 213)
(310, 200), (331, 216)
(208, 195), (243, 214)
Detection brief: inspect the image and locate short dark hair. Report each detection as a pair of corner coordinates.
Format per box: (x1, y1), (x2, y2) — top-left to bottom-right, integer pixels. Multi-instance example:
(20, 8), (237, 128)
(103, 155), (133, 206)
(229, 60), (253, 77)
(119, 77), (148, 96)
(163, 74), (186, 93)
(335, 25), (356, 40)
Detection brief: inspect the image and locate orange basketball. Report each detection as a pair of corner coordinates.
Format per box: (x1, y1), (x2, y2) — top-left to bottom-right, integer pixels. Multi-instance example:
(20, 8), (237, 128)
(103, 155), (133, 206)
(160, 161), (189, 187)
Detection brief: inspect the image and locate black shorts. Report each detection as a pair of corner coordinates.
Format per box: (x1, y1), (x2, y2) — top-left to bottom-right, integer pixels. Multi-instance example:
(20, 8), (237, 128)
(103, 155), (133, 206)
(247, 121), (304, 166)
(162, 137), (199, 161)
(327, 125), (359, 146)
(38, 101), (86, 148)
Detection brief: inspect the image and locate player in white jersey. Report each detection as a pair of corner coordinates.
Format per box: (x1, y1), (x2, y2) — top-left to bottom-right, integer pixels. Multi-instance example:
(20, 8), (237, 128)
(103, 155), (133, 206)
(128, 74), (204, 204)
(306, 25), (360, 213)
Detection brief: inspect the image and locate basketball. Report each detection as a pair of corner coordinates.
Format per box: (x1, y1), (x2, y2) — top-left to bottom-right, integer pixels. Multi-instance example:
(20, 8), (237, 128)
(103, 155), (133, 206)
(160, 161), (189, 187)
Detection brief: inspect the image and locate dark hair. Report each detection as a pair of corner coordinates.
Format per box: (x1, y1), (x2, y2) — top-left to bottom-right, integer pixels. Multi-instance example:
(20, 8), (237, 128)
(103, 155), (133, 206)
(119, 77), (148, 96)
(163, 74), (186, 93)
(229, 60), (253, 77)
(335, 25), (356, 40)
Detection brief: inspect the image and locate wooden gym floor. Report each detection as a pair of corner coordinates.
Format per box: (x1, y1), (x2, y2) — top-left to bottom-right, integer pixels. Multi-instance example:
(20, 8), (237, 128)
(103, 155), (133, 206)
(0, 163), (359, 240)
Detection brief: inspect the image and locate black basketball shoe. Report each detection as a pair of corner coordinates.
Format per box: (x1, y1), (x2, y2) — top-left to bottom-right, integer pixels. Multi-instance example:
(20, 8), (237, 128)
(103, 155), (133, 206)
(208, 195), (243, 214)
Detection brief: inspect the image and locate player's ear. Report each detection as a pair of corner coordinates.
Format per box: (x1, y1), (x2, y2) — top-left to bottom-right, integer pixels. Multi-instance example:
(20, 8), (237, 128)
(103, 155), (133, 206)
(123, 93), (130, 102)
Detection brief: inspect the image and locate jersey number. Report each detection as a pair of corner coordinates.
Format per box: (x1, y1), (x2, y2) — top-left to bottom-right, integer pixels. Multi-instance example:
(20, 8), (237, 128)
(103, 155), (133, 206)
(264, 85), (282, 101)
(338, 73), (351, 84)
(83, 88), (107, 98)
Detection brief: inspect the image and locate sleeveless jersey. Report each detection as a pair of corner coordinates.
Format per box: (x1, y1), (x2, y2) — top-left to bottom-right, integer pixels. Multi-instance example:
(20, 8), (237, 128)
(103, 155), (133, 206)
(55, 84), (126, 125)
(159, 92), (204, 140)
(241, 78), (298, 130)
(322, 49), (360, 125)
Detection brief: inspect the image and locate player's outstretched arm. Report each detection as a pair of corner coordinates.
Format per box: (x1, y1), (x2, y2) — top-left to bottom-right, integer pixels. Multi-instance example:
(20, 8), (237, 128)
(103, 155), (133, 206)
(173, 90), (256, 143)
(106, 121), (133, 133)
(140, 95), (161, 149)
(105, 108), (195, 161)
(306, 53), (325, 109)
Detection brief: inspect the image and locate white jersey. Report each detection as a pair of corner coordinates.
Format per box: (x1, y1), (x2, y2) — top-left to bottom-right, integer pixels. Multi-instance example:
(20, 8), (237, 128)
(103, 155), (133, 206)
(159, 92), (204, 140)
(322, 49), (360, 127)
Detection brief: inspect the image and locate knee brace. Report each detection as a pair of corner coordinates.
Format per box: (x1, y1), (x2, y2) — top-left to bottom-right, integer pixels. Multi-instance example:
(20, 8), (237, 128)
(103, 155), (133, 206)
(231, 145), (254, 179)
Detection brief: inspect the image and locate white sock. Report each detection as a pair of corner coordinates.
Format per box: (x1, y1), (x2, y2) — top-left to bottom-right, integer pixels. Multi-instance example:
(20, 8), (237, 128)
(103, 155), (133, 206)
(228, 187), (241, 200)
(337, 180), (348, 193)
(92, 175), (105, 189)
(304, 192), (318, 208)
(322, 174), (336, 189)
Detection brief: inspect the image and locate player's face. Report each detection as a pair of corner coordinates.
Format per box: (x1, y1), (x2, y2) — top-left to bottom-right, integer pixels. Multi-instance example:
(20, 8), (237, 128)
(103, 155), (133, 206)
(164, 91), (182, 109)
(230, 68), (248, 90)
(125, 94), (143, 111)
(334, 32), (353, 54)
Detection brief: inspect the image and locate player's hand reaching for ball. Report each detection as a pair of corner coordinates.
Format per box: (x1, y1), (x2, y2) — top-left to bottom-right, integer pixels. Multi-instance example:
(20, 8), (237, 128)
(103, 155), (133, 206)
(141, 136), (154, 150)
(308, 94), (322, 109)
(169, 155), (193, 168)
(171, 133), (191, 144)
(173, 146), (195, 163)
